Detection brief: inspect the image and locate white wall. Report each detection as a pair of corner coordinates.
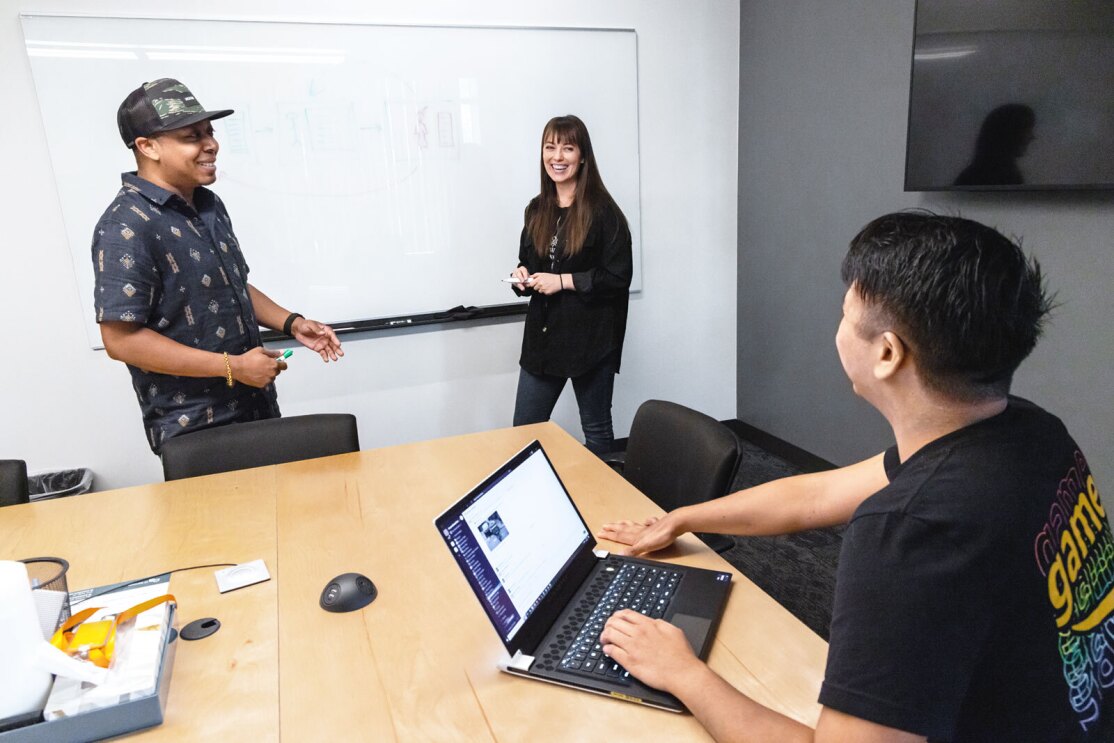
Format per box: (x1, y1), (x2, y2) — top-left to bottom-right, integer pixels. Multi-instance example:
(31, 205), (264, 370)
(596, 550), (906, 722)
(737, 0), (1114, 482)
(0, 0), (739, 489)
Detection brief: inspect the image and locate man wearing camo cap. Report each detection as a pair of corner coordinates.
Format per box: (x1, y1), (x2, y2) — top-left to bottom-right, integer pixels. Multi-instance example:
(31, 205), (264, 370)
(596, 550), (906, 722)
(92, 78), (343, 455)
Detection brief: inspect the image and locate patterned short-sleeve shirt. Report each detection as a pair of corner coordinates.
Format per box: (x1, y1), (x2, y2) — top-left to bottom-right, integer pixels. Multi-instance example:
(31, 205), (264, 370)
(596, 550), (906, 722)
(92, 172), (279, 454)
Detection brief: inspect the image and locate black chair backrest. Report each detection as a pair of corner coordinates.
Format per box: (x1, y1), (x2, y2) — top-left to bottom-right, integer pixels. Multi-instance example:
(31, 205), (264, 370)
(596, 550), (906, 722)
(621, 400), (741, 513)
(161, 414), (360, 481)
(0, 459), (30, 507)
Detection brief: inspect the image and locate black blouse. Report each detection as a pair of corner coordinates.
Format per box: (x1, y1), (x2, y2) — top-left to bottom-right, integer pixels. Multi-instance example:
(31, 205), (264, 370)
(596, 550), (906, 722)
(514, 199), (633, 378)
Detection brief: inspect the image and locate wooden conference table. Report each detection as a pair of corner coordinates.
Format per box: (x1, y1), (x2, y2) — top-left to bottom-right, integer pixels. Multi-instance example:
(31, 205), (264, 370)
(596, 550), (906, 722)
(1, 423), (827, 741)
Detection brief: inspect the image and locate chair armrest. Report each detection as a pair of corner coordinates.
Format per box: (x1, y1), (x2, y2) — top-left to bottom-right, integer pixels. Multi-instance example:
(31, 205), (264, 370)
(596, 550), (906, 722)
(601, 452), (626, 475)
(697, 532), (736, 554)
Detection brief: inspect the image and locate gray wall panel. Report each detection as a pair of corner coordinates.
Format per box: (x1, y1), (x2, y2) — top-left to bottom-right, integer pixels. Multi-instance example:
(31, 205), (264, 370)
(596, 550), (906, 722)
(737, 0), (1113, 481)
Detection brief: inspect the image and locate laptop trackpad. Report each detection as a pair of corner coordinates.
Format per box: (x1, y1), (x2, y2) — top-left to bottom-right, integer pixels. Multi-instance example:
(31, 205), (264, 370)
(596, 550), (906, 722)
(671, 613), (711, 655)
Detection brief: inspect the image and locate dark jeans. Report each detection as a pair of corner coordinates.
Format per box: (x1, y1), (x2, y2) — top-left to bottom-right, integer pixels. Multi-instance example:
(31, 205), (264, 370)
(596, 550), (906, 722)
(513, 356), (617, 455)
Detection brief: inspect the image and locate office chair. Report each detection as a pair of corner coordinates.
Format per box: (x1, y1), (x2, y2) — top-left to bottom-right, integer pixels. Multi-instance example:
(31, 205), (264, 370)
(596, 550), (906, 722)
(161, 414), (360, 481)
(0, 459), (30, 507)
(607, 400), (741, 553)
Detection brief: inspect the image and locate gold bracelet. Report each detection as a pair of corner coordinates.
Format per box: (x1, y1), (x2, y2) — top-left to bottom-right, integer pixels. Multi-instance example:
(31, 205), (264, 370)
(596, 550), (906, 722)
(223, 352), (234, 388)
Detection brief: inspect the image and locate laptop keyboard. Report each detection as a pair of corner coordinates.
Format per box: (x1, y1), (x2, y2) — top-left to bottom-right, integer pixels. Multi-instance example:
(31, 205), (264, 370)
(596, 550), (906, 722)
(556, 562), (681, 682)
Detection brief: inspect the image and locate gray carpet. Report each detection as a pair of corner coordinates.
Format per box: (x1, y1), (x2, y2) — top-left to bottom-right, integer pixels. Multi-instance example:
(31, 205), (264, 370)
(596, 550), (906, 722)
(712, 439), (842, 641)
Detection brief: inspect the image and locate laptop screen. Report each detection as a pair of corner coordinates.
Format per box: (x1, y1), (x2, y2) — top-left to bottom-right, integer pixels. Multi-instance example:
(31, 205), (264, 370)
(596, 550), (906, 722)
(435, 441), (592, 644)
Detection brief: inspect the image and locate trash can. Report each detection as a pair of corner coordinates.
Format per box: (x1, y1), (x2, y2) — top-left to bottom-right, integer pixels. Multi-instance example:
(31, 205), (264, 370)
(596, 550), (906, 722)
(27, 469), (94, 501)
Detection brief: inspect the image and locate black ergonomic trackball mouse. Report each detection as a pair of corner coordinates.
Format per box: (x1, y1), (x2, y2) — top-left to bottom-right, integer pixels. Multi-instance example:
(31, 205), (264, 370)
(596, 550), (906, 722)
(320, 572), (378, 613)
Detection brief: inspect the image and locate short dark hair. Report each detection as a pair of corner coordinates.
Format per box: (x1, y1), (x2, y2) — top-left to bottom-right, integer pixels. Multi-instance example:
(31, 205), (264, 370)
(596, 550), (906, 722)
(841, 210), (1053, 400)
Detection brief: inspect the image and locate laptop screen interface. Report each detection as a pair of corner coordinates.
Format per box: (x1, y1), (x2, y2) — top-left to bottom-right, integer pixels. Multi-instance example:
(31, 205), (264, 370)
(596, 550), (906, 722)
(438, 445), (591, 642)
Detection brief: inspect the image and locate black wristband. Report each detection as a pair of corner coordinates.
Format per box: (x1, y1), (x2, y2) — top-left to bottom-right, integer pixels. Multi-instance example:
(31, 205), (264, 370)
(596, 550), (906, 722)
(283, 312), (304, 337)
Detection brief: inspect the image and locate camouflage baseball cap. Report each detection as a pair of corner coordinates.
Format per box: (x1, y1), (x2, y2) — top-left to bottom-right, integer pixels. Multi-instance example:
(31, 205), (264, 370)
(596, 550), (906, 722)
(117, 78), (233, 149)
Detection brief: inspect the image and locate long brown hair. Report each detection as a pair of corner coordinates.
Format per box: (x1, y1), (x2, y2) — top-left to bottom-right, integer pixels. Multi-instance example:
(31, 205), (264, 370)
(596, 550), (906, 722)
(527, 115), (624, 258)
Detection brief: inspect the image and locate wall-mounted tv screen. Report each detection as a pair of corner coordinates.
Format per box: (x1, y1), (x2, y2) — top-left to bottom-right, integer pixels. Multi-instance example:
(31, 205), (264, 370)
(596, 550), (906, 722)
(905, 0), (1114, 191)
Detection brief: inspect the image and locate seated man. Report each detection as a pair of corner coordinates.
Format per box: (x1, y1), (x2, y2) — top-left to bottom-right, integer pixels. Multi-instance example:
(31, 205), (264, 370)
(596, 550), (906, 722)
(599, 212), (1113, 742)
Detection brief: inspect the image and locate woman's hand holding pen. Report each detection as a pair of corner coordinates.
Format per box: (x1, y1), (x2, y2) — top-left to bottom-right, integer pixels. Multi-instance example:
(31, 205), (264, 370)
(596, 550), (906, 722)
(510, 265), (531, 292)
(527, 272), (566, 295)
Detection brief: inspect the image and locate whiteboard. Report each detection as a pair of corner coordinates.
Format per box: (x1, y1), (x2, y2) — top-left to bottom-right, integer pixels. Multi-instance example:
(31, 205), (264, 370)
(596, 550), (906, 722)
(20, 15), (642, 346)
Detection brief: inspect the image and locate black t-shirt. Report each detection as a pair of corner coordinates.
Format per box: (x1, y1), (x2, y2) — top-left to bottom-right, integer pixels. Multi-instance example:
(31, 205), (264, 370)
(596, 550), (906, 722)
(820, 397), (1114, 741)
(514, 199), (632, 378)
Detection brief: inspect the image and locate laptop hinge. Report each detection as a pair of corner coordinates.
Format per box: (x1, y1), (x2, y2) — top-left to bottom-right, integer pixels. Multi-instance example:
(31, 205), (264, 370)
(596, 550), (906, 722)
(593, 548), (610, 559)
(507, 649), (535, 672)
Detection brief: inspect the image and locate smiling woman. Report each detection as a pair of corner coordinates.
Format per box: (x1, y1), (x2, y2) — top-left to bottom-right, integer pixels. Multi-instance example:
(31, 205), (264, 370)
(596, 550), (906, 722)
(543, 138), (582, 201)
(508, 115), (633, 455)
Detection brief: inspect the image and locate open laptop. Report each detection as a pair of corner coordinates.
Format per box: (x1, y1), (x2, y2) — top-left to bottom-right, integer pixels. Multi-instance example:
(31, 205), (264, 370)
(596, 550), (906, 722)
(434, 440), (732, 712)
